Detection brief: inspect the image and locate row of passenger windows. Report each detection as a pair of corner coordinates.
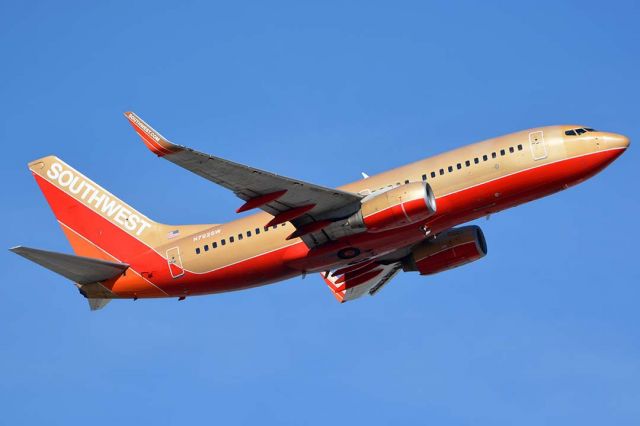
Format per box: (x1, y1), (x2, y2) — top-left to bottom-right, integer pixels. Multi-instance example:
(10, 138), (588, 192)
(418, 144), (524, 182)
(195, 223), (287, 254)
(565, 128), (596, 136)
(197, 143), (526, 252)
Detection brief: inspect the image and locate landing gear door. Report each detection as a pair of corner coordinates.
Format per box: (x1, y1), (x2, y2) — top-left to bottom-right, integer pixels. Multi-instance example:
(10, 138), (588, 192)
(529, 131), (548, 160)
(166, 247), (185, 278)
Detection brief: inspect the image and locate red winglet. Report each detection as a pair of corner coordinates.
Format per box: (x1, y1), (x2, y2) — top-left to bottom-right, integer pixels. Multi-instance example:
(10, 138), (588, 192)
(124, 112), (177, 157)
(236, 190), (287, 213)
(285, 220), (332, 240)
(265, 204), (315, 227)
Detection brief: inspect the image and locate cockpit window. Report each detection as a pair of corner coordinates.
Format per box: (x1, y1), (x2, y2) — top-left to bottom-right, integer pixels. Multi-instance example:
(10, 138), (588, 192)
(566, 127), (598, 136)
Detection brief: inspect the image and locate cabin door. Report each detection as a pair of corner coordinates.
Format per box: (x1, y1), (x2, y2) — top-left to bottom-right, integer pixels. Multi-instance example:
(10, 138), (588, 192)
(166, 247), (185, 278)
(529, 131), (548, 160)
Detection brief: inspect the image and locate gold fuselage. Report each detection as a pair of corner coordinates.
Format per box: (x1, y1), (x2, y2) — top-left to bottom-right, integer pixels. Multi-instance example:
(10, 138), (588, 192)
(160, 125), (627, 283)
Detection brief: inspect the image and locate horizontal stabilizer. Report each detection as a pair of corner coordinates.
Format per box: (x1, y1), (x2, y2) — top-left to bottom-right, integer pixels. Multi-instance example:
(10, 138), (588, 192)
(10, 246), (129, 284)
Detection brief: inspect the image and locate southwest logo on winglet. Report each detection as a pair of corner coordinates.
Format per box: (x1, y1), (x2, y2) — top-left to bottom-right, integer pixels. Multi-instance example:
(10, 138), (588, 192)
(128, 112), (161, 143)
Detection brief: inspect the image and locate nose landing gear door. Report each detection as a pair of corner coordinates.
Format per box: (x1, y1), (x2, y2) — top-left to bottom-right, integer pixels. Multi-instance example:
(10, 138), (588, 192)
(529, 131), (548, 160)
(166, 247), (185, 278)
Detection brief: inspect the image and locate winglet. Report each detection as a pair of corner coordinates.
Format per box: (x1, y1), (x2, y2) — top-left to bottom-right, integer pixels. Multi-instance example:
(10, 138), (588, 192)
(124, 112), (180, 157)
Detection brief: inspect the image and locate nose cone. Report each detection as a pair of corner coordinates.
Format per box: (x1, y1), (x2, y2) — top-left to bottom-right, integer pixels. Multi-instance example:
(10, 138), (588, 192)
(615, 133), (630, 150)
(603, 133), (630, 150)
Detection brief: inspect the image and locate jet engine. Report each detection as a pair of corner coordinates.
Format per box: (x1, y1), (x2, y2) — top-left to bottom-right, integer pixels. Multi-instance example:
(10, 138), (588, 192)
(402, 225), (487, 275)
(346, 182), (436, 232)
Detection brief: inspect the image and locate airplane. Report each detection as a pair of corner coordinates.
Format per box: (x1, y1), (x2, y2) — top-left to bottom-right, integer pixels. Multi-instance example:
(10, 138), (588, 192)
(10, 112), (629, 310)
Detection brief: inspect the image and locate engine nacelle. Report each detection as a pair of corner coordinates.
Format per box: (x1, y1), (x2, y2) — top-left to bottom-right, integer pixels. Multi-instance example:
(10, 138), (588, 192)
(346, 182), (436, 232)
(402, 225), (487, 275)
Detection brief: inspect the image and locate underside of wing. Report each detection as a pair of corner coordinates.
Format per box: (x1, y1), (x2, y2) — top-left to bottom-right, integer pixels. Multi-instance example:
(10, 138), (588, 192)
(321, 260), (403, 303)
(125, 112), (363, 247)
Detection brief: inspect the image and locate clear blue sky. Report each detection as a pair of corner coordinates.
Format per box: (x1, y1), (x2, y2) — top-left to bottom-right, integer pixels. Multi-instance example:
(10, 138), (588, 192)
(1, 1), (639, 424)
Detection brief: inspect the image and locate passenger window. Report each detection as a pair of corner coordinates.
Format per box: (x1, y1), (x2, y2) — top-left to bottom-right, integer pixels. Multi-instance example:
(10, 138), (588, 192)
(474, 158), (479, 164)
(264, 226), (269, 232)
(431, 171), (436, 178)
(247, 230), (252, 237)
(229, 236), (235, 243)
(422, 174), (426, 181)
(195, 247), (201, 254)
(509, 147), (514, 153)
(482, 155), (488, 161)
(448, 166), (453, 172)
(213, 242), (218, 248)
(492, 152), (497, 159)
(518, 144), (523, 150)
(456, 163), (462, 170)
(238, 234), (243, 240)
(255, 228), (260, 235)
(465, 160), (470, 167)
(439, 168), (444, 175)
(404, 179), (409, 184)
(204, 244), (209, 252)
(500, 149), (505, 156)
(565, 130), (577, 136)
(221, 239), (226, 246)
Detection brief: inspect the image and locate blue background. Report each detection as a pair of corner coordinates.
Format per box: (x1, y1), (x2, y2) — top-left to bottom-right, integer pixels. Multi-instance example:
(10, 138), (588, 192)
(1, 1), (638, 424)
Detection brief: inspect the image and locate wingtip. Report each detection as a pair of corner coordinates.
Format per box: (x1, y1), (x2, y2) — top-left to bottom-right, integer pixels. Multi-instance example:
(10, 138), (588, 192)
(124, 111), (177, 157)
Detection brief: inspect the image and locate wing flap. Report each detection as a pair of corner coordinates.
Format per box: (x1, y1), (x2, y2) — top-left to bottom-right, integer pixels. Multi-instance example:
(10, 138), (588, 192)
(322, 261), (402, 303)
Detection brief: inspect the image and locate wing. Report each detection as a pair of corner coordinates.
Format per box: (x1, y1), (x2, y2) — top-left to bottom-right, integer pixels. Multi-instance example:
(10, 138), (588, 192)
(321, 260), (403, 303)
(125, 112), (363, 247)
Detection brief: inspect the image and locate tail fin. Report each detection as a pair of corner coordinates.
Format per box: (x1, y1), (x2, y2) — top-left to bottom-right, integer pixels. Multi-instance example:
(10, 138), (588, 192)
(25, 155), (218, 303)
(28, 156), (170, 262)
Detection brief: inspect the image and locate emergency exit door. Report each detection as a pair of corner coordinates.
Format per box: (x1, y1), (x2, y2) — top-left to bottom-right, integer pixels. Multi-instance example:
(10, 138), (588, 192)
(166, 247), (184, 278)
(529, 131), (548, 160)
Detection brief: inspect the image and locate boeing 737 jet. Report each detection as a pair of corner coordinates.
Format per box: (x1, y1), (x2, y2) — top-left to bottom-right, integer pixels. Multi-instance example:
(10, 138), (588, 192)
(11, 113), (629, 310)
